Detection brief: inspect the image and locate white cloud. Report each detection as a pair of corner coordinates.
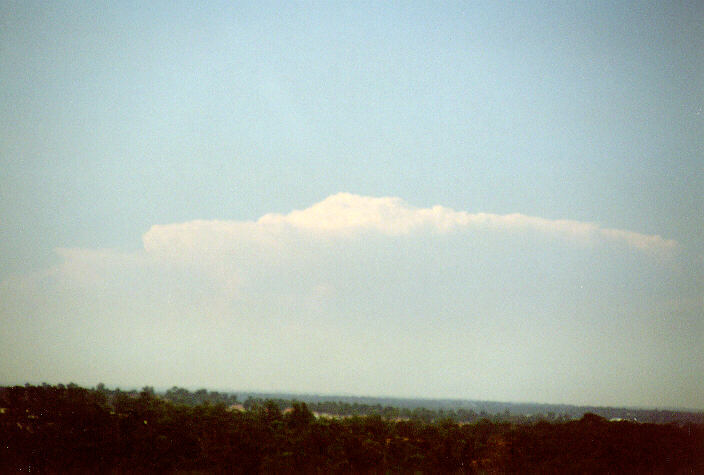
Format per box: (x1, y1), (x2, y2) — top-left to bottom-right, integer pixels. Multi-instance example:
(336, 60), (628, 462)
(1, 194), (698, 408)
(143, 192), (677, 256)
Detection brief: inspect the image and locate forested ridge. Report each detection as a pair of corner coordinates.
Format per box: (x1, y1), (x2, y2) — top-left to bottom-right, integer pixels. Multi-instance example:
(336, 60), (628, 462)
(2, 384), (703, 473)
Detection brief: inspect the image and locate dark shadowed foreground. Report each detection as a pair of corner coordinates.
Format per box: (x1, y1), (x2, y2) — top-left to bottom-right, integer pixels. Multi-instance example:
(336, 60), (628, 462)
(2, 384), (702, 473)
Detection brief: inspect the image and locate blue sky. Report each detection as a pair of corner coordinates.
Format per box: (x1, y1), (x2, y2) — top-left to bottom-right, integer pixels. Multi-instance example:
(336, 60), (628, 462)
(1, 1), (702, 409)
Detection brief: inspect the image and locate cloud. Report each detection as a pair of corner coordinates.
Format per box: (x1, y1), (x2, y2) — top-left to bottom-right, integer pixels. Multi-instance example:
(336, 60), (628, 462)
(143, 192), (677, 256)
(1, 194), (698, 408)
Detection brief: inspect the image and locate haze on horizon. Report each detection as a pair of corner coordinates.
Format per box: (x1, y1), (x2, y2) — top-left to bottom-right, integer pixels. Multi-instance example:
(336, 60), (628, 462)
(1, 1), (702, 411)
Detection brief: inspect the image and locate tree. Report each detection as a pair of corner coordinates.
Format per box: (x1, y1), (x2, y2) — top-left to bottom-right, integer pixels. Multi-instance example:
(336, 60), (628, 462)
(286, 401), (314, 429)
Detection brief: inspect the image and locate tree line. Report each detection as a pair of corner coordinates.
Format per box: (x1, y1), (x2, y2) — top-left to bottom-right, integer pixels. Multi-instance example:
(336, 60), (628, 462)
(140, 385), (704, 425)
(2, 384), (702, 473)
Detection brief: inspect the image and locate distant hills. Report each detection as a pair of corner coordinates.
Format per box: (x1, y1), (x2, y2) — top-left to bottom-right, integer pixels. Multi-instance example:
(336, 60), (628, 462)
(233, 391), (704, 425)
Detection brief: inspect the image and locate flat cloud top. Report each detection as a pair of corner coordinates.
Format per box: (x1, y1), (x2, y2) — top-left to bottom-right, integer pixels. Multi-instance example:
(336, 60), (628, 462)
(143, 193), (677, 256)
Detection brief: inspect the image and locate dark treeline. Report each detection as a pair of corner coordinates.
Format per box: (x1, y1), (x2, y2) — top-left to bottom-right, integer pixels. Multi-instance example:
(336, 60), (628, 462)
(163, 385), (239, 407)
(2, 384), (703, 473)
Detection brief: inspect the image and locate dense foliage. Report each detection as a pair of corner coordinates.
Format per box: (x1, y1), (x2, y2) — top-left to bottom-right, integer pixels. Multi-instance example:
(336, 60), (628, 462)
(2, 384), (702, 473)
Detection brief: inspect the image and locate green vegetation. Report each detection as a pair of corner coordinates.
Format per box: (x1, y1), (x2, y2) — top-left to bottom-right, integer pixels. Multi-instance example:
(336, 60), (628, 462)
(2, 384), (702, 473)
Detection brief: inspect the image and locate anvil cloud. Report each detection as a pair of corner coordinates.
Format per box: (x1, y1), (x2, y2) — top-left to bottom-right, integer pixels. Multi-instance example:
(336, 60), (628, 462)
(143, 193), (677, 256)
(0, 193), (699, 409)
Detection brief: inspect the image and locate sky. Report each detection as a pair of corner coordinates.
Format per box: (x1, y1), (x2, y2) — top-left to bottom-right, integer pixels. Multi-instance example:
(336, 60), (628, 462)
(1, 1), (702, 410)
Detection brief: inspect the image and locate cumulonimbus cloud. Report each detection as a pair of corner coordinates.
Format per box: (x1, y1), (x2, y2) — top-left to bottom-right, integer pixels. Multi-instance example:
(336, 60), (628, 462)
(143, 193), (677, 256)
